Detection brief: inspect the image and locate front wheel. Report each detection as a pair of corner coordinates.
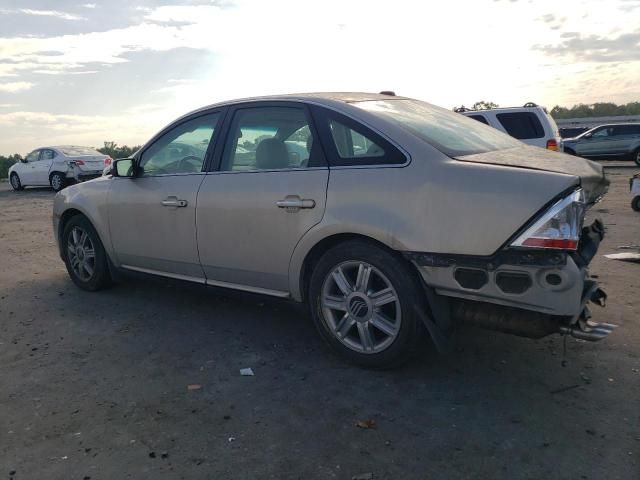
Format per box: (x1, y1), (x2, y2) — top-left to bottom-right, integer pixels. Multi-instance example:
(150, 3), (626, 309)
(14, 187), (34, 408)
(632, 196), (640, 212)
(632, 148), (640, 167)
(50, 172), (66, 192)
(62, 215), (111, 291)
(10, 173), (23, 191)
(308, 241), (424, 368)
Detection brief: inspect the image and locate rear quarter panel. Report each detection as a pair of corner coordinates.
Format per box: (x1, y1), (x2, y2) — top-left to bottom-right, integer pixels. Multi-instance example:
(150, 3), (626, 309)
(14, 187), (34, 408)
(288, 152), (577, 300)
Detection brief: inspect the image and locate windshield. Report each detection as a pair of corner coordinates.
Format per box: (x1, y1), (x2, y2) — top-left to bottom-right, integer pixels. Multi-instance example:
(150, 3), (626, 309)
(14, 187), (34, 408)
(60, 146), (102, 156)
(355, 99), (522, 157)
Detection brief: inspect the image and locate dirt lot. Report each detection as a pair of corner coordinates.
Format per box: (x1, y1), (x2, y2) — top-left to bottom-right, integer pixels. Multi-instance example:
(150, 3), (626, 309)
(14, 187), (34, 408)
(0, 169), (638, 480)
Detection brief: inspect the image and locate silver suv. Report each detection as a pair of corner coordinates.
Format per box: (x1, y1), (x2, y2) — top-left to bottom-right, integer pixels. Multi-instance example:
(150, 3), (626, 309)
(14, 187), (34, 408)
(53, 93), (613, 367)
(562, 123), (640, 166)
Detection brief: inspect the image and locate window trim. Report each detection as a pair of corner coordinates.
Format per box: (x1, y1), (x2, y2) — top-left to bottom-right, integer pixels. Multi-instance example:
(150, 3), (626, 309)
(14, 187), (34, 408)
(212, 101), (327, 173)
(310, 106), (408, 168)
(134, 109), (226, 178)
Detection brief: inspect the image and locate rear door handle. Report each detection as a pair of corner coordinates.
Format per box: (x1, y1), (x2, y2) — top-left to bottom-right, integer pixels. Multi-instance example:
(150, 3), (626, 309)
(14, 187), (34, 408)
(161, 196), (188, 208)
(276, 195), (315, 210)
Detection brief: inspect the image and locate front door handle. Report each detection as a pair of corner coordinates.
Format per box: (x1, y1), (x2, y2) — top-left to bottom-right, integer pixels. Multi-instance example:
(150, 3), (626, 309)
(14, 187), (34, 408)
(276, 195), (315, 210)
(161, 196), (188, 208)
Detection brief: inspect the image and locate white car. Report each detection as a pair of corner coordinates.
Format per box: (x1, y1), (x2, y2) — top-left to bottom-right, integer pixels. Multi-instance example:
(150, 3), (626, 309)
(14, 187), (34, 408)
(457, 103), (561, 151)
(9, 145), (112, 192)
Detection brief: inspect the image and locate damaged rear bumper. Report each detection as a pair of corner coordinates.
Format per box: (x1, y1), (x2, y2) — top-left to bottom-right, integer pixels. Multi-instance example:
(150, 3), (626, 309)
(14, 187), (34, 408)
(407, 219), (616, 343)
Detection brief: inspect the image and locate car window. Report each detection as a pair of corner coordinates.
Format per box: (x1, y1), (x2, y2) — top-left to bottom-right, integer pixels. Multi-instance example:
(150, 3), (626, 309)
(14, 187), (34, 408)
(329, 120), (385, 159)
(355, 99), (522, 157)
(495, 112), (544, 139)
(222, 107), (316, 171)
(468, 115), (489, 125)
(591, 127), (612, 138)
(140, 113), (219, 176)
(41, 149), (55, 160)
(26, 151), (40, 162)
(60, 146), (102, 156)
(612, 125), (638, 136)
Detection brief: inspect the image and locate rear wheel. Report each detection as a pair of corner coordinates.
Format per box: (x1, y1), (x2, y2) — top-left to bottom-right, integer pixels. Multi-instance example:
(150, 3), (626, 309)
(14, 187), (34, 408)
(62, 215), (111, 291)
(308, 240), (424, 368)
(632, 196), (640, 212)
(632, 148), (640, 167)
(50, 172), (66, 192)
(9, 173), (23, 191)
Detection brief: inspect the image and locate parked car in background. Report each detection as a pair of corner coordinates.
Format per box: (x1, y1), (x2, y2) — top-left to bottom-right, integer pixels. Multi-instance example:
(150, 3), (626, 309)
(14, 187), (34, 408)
(9, 146), (112, 192)
(562, 123), (640, 166)
(53, 92), (612, 367)
(456, 103), (561, 151)
(559, 126), (590, 139)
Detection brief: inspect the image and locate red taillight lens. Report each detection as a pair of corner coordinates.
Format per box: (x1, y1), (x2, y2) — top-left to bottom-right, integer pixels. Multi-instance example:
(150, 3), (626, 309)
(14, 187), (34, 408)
(546, 139), (558, 151)
(104, 157), (112, 165)
(511, 189), (585, 251)
(71, 159), (85, 166)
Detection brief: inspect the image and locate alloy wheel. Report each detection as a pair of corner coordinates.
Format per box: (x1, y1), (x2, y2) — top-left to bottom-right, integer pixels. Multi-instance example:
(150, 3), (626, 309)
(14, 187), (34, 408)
(320, 261), (401, 354)
(51, 174), (62, 191)
(67, 226), (96, 282)
(10, 175), (19, 189)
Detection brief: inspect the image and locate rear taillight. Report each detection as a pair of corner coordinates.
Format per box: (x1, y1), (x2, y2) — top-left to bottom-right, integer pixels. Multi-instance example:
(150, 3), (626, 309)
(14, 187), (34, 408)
(546, 139), (558, 151)
(104, 157), (112, 165)
(511, 189), (585, 251)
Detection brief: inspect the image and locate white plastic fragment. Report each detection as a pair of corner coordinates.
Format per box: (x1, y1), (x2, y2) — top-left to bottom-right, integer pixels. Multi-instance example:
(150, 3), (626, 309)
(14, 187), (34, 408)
(240, 368), (254, 376)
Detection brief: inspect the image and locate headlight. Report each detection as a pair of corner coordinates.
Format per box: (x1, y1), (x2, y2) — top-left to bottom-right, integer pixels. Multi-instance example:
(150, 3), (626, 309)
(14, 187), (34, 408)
(511, 189), (585, 250)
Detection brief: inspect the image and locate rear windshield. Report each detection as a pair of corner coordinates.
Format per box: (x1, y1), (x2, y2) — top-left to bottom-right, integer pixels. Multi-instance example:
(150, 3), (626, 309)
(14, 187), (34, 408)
(496, 112), (544, 139)
(60, 146), (102, 156)
(355, 99), (522, 157)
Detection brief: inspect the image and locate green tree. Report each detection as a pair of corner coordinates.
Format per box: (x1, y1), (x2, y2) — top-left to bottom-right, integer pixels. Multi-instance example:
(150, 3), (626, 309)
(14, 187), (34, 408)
(0, 154), (23, 179)
(472, 100), (499, 110)
(97, 141), (141, 159)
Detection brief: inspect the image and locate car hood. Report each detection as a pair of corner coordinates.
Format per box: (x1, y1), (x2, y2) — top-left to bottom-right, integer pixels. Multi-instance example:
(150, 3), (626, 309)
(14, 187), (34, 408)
(455, 146), (609, 204)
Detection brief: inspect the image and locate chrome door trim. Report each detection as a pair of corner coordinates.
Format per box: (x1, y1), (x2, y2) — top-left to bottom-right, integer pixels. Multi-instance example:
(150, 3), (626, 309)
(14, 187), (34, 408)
(205, 279), (290, 298)
(121, 264), (206, 284)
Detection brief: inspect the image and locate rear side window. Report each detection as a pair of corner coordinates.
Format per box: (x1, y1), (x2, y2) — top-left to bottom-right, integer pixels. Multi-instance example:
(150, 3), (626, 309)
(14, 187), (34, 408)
(41, 149), (55, 160)
(329, 120), (385, 159)
(613, 125), (640, 136)
(468, 115), (489, 125)
(314, 108), (406, 166)
(496, 112), (544, 139)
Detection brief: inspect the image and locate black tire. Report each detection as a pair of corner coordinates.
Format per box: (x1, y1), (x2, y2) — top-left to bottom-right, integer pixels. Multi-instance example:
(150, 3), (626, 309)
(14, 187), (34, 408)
(308, 240), (424, 368)
(632, 196), (640, 212)
(50, 172), (66, 192)
(9, 173), (23, 191)
(632, 148), (640, 167)
(62, 215), (111, 291)
(564, 148), (577, 156)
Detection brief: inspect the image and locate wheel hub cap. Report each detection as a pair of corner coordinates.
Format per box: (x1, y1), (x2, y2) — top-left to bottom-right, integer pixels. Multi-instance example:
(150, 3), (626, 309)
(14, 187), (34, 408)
(320, 260), (401, 354)
(66, 226), (96, 282)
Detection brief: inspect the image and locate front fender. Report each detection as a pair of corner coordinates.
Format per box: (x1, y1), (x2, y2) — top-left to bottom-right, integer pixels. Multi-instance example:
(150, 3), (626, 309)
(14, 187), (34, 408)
(53, 178), (115, 262)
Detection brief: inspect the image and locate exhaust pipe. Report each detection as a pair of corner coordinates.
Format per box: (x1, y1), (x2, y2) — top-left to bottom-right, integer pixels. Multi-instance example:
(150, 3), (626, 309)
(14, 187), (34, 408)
(452, 300), (617, 342)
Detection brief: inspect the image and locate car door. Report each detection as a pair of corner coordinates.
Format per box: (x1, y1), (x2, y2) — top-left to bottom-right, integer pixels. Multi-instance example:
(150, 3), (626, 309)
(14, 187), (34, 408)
(578, 126), (614, 157)
(609, 125), (636, 156)
(107, 110), (223, 280)
(33, 149), (55, 184)
(196, 103), (329, 295)
(19, 150), (41, 184)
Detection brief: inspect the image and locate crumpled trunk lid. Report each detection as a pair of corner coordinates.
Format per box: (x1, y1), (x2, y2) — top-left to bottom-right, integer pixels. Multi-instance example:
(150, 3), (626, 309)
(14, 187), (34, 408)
(68, 155), (108, 172)
(455, 146), (609, 204)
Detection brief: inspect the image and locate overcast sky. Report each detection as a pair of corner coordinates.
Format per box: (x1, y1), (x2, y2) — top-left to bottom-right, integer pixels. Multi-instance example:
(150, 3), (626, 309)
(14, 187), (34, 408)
(0, 0), (639, 154)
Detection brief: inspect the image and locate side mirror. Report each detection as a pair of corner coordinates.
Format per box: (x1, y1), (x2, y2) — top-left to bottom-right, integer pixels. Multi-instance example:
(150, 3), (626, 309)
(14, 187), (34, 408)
(112, 158), (136, 178)
(20, 158), (27, 163)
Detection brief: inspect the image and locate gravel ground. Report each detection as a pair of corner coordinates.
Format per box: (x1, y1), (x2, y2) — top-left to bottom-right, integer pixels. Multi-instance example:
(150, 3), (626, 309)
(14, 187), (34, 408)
(0, 168), (638, 480)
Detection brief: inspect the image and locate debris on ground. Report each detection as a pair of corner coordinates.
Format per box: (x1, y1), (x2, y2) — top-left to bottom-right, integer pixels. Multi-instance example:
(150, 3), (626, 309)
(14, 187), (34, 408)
(187, 384), (202, 391)
(240, 368), (254, 376)
(352, 473), (373, 480)
(604, 252), (640, 263)
(550, 384), (580, 394)
(228, 437), (236, 442)
(355, 419), (377, 429)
